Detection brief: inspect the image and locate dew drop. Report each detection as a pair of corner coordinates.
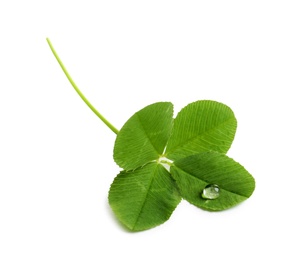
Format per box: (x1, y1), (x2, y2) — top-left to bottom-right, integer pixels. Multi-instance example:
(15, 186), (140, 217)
(202, 184), (220, 200)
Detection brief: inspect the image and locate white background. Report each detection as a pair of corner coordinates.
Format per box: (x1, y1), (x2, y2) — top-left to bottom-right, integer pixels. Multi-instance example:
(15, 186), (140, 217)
(1, 1), (305, 259)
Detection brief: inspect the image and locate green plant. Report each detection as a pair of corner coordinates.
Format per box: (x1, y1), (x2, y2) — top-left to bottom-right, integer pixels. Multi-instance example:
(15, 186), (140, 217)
(47, 38), (255, 231)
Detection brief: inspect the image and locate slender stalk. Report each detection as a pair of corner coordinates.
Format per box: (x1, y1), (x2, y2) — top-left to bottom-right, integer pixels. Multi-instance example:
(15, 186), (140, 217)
(46, 38), (119, 134)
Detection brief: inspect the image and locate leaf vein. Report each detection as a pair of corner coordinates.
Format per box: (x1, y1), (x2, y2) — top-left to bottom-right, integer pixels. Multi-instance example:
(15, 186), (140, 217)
(173, 165), (248, 198)
(136, 113), (161, 156)
(132, 164), (158, 230)
(167, 117), (236, 156)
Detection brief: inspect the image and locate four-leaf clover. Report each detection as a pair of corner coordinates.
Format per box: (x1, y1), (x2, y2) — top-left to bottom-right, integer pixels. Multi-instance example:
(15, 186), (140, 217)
(47, 38), (255, 232)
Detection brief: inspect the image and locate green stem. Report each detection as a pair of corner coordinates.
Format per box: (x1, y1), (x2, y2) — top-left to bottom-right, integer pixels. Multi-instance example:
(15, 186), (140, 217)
(46, 38), (119, 135)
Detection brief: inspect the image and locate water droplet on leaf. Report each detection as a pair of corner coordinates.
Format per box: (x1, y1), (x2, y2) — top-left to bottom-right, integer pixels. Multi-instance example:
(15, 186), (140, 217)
(202, 184), (220, 200)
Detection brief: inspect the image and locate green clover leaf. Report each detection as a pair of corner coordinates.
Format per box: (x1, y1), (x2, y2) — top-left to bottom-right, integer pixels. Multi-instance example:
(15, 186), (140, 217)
(108, 163), (181, 231)
(171, 151), (255, 211)
(47, 38), (256, 232)
(113, 102), (173, 171)
(166, 100), (237, 160)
